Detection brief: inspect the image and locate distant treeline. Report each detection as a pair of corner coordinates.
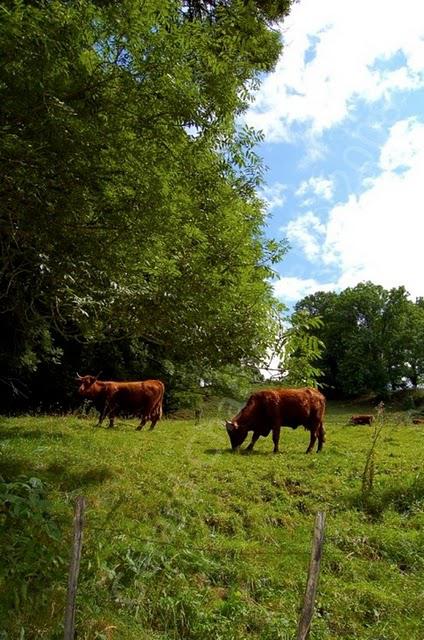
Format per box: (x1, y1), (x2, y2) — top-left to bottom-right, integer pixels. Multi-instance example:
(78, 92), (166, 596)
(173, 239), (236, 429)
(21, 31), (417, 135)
(296, 282), (424, 398)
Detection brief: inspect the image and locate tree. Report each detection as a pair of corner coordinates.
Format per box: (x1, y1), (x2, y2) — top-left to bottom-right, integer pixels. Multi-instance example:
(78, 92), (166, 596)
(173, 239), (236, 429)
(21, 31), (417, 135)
(296, 282), (424, 397)
(0, 0), (293, 406)
(261, 309), (325, 388)
(294, 290), (339, 390)
(278, 310), (325, 387)
(387, 297), (424, 389)
(333, 283), (390, 396)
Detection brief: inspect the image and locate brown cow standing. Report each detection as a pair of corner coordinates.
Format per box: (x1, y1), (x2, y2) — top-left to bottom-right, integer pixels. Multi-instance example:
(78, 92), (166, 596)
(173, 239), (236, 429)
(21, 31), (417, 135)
(76, 374), (164, 430)
(225, 387), (326, 454)
(349, 414), (374, 425)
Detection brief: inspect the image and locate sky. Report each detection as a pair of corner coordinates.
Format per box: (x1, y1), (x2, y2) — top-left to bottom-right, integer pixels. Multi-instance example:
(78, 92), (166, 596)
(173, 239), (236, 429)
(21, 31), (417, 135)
(245, 0), (424, 309)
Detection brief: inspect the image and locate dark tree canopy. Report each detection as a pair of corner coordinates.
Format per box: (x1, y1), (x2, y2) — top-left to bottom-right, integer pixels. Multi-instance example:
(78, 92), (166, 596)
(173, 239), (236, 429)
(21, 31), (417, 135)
(0, 0), (293, 407)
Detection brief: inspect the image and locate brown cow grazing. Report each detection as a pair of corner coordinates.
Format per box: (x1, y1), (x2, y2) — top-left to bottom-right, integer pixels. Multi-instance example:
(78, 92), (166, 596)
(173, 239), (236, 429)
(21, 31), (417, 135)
(412, 418), (424, 425)
(349, 414), (374, 425)
(225, 387), (326, 454)
(76, 374), (164, 430)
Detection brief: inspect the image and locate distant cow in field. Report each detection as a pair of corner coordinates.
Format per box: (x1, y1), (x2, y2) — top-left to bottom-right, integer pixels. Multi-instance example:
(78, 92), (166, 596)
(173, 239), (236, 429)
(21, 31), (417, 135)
(412, 418), (424, 425)
(349, 414), (374, 425)
(225, 387), (326, 454)
(76, 374), (164, 430)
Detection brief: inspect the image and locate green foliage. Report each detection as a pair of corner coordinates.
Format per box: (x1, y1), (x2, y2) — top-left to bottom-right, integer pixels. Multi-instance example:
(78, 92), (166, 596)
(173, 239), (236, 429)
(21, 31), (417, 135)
(296, 282), (424, 396)
(266, 310), (325, 387)
(0, 475), (66, 624)
(280, 311), (325, 387)
(165, 362), (256, 417)
(0, 0), (293, 406)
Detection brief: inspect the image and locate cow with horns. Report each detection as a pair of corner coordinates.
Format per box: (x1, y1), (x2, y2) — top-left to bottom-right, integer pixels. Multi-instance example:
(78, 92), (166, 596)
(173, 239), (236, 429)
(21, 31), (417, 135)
(76, 373), (165, 430)
(225, 387), (326, 454)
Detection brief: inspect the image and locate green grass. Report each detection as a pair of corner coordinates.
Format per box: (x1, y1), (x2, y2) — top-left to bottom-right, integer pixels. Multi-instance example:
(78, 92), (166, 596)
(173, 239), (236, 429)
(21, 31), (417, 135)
(1, 404), (424, 639)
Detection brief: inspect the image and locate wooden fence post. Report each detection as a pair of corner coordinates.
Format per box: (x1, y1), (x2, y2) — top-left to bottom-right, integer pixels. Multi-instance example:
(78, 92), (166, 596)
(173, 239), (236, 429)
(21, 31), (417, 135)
(64, 496), (86, 640)
(296, 511), (326, 640)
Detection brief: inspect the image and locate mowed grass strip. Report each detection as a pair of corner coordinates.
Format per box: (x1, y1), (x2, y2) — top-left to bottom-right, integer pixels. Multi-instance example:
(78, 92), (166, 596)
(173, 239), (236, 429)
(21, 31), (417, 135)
(1, 405), (424, 639)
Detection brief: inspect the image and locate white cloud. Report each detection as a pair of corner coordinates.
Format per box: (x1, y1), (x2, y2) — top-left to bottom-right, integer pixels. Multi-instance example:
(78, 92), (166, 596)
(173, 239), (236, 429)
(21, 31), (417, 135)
(284, 211), (326, 261)
(295, 176), (334, 201)
(278, 118), (424, 301)
(273, 276), (336, 302)
(245, 0), (424, 140)
(379, 117), (424, 171)
(322, 118), (424, 296)
(260, 182), (287, 211)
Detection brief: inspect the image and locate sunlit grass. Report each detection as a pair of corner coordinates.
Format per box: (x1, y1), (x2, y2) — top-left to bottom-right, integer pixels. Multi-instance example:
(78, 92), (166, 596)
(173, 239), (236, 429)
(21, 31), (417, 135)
(1, 404), (424, 639)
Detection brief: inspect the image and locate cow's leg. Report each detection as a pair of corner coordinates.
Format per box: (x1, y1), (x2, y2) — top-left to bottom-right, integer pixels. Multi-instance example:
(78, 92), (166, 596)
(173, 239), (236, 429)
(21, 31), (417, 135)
(107, 405), (117, 428)
(148, 415), (159, 431)
(246, 431), (260, 452)
(317, 422), (325, 452)
(95, 392), (116, 428)
(272, 425), (281, 453)
(148, 403), (162, 431)
(306, 428), (317, 453)
(136, 415), (147, 431)
(97, 405), (107, 427)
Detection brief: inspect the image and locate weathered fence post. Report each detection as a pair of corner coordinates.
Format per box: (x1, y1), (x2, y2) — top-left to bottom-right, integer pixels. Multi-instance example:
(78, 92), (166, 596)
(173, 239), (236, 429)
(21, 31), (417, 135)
(296, 511), (326, 640)
(64, 496), (86, 640)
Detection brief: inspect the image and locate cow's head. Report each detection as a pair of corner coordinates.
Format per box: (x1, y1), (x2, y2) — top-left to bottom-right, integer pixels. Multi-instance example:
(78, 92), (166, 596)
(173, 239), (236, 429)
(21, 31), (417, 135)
(225, 420), (248, 451)
(75, 373), (101, 398)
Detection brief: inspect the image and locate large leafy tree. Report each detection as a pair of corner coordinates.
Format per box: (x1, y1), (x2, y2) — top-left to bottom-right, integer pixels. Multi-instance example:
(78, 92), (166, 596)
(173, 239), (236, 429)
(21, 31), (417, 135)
(296, 282), (424, 396)
(0, 0), (293, 403)
(385, 295), (424, 390)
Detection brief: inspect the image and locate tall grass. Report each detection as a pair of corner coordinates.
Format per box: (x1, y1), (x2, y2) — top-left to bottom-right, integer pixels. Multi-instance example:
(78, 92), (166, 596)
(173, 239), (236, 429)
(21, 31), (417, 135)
(361, 402), (385, 499)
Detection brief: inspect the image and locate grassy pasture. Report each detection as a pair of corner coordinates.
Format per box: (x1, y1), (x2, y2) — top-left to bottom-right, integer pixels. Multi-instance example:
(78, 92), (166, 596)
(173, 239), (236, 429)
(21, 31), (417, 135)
(1, 404), (424, 639)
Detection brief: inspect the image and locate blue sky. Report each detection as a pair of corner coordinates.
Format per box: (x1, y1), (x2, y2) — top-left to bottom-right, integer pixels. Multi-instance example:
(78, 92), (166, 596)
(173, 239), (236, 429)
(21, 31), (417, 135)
(244, 0), (424, 309)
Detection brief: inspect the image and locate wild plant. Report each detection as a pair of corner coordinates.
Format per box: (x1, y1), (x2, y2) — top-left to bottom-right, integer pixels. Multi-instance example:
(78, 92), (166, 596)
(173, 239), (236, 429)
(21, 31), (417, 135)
(361, 402), (385, 500)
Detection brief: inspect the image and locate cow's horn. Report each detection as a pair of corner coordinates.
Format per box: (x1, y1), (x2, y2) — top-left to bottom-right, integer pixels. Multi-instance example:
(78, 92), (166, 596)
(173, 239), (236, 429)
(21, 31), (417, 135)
(75, 372), (82, 380)
(95, 371), (102, 380)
